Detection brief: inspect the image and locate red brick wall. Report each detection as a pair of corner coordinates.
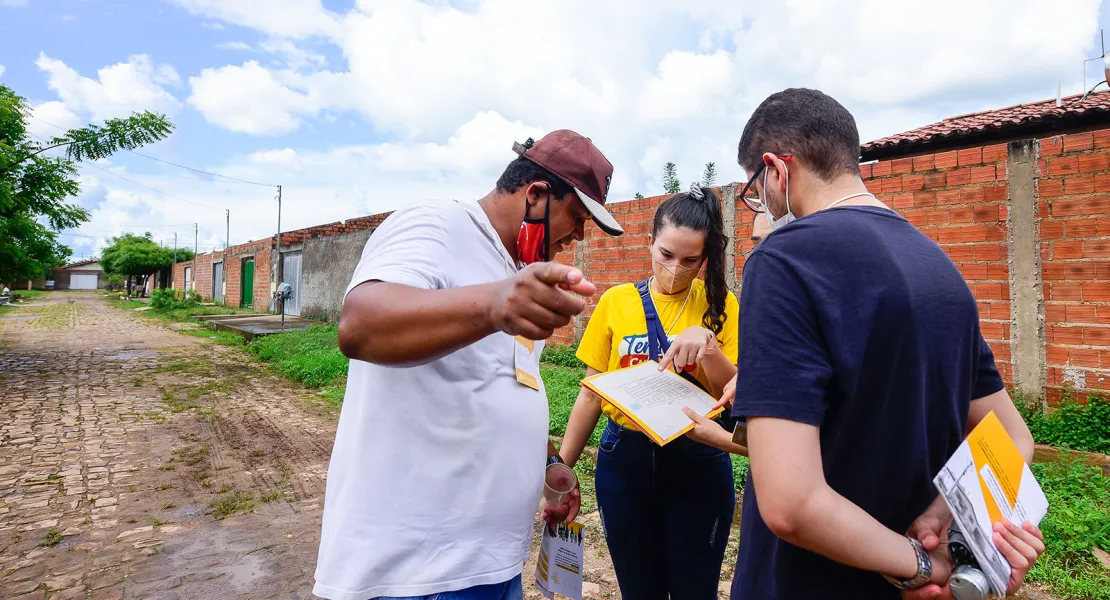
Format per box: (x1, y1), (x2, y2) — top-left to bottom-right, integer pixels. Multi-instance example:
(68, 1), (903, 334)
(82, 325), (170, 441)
(1037, 129), (1110, 402)
(863, 143), (1014, 386)
(549, 126), (1110, 404)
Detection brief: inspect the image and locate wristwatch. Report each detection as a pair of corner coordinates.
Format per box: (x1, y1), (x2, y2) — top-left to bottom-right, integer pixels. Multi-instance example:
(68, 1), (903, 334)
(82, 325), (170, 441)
(547, 454), (564, 468)
(883, 537), (933, 590)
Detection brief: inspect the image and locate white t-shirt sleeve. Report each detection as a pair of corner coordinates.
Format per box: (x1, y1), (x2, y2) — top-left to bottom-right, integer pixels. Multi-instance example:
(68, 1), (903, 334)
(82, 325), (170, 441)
(345, 204), (451, 297)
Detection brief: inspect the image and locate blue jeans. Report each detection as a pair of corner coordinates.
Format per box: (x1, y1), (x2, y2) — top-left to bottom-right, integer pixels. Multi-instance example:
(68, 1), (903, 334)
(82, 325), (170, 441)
(371, 575), (522, 600)
(596, 419), (736, 600)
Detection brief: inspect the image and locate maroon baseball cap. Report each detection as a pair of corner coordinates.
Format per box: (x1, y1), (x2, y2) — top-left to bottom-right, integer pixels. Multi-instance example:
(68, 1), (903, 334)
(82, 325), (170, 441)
(512, 130), (623, 236)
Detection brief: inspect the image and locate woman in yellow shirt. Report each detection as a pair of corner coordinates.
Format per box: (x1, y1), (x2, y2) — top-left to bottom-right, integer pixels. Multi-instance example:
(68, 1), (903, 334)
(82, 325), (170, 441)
(559, 184), (738, 599)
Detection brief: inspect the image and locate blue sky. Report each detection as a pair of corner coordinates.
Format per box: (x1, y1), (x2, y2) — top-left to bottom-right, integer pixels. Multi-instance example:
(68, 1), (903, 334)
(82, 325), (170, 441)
(1, 0), (1108, 260)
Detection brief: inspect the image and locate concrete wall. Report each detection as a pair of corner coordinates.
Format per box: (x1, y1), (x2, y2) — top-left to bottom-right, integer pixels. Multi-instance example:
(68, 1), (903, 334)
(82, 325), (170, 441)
(50, 265), (106, 290)
(300, 228), (374, 322)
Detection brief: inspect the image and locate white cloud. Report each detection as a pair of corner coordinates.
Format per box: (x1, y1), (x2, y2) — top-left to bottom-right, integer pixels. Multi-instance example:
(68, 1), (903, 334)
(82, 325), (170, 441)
(215, 41), (254, 51)
(1, 0), (28, 6)
(0, 64), (5, 80)
(187, 61), (320, 135)
(35, 53), (182, 122)
(60, 0), (1107, 259)
(259, 39), (326, 71)
(178, 0), (1099, 193)
(27, 101), (83, 139)
(168, 0), (341, 39)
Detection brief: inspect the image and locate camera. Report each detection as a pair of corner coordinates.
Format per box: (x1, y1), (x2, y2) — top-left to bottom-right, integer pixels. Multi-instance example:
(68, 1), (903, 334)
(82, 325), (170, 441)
(947, 521), (991, 600)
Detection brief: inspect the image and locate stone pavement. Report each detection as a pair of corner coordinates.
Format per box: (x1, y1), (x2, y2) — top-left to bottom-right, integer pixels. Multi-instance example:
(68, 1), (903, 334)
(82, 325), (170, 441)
(0, 292), (337, 600)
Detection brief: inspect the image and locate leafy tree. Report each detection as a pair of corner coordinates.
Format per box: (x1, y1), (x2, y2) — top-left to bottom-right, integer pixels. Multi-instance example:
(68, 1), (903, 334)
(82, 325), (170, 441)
(0, 84), (173, 283)
(662, 162), (681, 194)
(172, 248), (195, 263)
(100, 233), (176, 297)
(702, 162), (717, 187)
(634, 192), (644, 199)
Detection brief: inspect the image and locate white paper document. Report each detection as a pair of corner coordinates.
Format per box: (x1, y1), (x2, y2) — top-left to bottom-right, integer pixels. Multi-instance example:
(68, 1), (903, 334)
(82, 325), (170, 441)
(933, 411), (1049, 596)
(535, 522), (584, 600)
(581, 361), (723, 446)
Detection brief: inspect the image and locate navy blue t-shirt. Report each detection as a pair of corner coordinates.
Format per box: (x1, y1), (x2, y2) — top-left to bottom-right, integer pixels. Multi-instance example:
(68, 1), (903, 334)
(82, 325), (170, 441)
(730, 206), (1004, 600)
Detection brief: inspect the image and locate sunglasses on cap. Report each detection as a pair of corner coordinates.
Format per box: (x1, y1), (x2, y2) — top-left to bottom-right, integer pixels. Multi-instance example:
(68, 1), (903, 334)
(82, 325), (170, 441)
(737, 154), (793, 213)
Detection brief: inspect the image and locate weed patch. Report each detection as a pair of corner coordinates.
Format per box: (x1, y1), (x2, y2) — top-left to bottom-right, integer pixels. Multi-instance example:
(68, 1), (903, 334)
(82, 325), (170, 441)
(210, 490), (255, 520)
(1017, 392), (1110, 454)
(1027, 455), (1110, 599)
(40, 527), (62, 547)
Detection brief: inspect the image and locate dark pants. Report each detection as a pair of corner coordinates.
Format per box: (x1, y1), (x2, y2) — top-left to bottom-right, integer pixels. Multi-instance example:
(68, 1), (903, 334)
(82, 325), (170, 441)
(595, 418), (736, 600)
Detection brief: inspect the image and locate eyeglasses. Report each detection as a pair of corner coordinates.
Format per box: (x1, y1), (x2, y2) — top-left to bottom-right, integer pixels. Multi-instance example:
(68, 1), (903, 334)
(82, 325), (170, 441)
(737, 154), (792, 213)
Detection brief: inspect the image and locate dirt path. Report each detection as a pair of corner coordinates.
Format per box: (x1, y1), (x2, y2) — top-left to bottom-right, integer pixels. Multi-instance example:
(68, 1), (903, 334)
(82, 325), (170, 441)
(0, 292), (337, 599)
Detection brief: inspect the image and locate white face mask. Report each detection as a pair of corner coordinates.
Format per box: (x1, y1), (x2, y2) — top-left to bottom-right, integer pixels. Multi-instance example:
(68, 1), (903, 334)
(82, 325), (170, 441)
(762, 164), (795, 232)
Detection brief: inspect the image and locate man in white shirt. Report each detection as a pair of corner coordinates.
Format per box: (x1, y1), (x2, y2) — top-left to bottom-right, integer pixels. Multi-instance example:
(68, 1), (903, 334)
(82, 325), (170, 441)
(313, 130), (624, 600)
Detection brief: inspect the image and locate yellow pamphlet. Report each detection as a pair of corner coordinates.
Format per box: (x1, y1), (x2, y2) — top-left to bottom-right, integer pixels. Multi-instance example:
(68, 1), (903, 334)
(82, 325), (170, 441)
(933, 411), (1049, 596)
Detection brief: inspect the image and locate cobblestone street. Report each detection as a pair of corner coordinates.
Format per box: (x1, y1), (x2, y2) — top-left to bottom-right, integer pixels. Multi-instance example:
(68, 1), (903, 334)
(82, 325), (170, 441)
(0, 292), (338, 600)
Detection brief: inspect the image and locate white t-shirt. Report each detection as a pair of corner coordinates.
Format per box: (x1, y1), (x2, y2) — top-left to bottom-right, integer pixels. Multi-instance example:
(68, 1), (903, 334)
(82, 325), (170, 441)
(313, 201), (548, 600)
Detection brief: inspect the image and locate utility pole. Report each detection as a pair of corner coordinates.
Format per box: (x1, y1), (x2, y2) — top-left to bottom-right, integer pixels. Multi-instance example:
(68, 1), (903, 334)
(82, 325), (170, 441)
(172, 233), (177, 288)
(193, 223), (198, 292)
(276, 185), (282, 249)
(225, 209), (230, 250)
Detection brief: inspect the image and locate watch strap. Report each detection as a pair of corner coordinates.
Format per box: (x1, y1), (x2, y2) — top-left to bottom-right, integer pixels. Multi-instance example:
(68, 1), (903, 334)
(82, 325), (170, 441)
(883, 537), (932, 590)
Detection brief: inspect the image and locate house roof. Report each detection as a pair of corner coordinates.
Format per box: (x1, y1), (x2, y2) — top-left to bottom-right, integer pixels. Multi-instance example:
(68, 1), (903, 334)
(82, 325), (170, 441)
(860, 89), (1110, 161)
(58, 259), (99, 270)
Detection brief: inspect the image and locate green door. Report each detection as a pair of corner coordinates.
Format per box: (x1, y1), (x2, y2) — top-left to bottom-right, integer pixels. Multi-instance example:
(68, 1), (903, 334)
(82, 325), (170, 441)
(241, 259), (255, 308)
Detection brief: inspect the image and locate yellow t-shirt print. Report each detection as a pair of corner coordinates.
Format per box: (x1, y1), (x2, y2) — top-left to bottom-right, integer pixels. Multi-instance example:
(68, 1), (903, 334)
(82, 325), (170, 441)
(576, 279), (739, 430)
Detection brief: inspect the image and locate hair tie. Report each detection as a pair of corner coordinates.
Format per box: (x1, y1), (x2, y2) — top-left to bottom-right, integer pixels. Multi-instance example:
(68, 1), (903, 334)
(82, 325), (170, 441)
(689, 182), (705, 200)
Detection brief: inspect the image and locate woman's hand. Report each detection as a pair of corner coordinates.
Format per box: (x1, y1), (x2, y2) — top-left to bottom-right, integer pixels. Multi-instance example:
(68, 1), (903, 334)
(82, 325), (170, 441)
(659, 326), (716, 373)
(715, 374), (737, 411)
(681, 406), (730, 449)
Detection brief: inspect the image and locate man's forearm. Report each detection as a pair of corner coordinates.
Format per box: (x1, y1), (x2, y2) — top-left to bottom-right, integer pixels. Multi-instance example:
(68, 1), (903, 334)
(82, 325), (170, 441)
(765, 484), (920, 579)
(339, 281), (498, 366)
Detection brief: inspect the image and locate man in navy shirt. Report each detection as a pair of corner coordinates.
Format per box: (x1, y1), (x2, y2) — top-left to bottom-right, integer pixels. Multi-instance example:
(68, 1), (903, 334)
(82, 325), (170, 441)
(686, 88), (1045, 599)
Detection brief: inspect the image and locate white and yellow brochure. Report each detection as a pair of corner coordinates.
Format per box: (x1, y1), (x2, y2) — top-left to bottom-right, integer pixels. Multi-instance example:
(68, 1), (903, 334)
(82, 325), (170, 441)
(581, 361), (724, 446)
(933, 411), (1049, 596)
(535, 522), (584, 600)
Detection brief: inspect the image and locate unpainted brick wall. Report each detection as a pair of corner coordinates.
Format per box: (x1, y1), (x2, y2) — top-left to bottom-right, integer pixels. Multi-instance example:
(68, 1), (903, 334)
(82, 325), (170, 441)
(863, 143), (1014, 387)
(1036, 129), (1110, 403)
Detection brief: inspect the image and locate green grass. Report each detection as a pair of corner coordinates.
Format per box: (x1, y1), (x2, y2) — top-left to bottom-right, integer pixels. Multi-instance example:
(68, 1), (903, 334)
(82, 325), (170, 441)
(541, 343), (584, 368)
(247, 325), (348, 402)
(543, 364), (605, 445)
(14, 289), (46, 300)
(209, 490), (256, 520)
(182, 328), (246, 346)
(1027, 455), (1110, 599)
(1017, 391), (1110, 454)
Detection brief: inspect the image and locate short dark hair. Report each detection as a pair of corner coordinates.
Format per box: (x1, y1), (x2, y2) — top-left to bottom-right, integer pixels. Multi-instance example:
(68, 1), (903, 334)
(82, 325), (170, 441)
(737, 88), (861, 181)
(496, 157), (575, 199)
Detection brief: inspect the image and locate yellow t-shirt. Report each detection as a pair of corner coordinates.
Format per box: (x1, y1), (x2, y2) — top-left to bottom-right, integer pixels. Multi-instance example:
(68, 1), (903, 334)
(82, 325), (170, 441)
(576, 279), (739, 429)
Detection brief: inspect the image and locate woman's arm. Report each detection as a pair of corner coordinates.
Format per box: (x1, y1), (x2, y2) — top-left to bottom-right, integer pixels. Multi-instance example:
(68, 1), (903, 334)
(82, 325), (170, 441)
(559, 367), (603, 468)
(700, 345), (738, 398)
